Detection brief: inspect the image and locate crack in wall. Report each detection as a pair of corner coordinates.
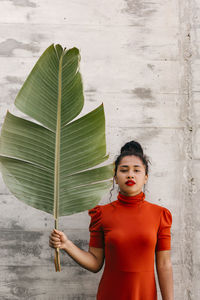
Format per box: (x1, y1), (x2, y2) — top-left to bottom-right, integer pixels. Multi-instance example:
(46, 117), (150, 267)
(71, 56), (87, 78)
(178, 0), (195, 299)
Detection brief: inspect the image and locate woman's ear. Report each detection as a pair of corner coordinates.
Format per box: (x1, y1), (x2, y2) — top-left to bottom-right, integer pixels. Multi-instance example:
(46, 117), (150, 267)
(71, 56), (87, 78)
(114, 175), (118, 184)
(144, 174), (148, 184)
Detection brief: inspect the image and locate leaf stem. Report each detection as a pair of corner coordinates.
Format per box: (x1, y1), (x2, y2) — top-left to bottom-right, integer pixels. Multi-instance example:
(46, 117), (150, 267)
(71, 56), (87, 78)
(53, 48), (65, 272)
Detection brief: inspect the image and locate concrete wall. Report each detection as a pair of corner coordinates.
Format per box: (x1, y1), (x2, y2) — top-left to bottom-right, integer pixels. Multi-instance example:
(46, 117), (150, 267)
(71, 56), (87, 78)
(0, 0), (199, 299)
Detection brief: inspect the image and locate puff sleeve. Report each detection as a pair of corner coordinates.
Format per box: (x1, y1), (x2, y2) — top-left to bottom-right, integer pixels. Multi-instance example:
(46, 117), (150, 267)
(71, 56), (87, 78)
(155, 207), (172, 251)
(88, 205), (104, 248)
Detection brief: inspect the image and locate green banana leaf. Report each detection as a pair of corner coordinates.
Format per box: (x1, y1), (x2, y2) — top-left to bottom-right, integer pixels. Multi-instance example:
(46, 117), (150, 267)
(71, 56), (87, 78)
(0, 43), (113, 221)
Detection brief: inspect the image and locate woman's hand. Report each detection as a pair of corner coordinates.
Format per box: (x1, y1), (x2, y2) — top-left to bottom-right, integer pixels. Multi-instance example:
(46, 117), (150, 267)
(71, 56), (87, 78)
(49, 229), (69, 250)
(49, 229), (103, 273)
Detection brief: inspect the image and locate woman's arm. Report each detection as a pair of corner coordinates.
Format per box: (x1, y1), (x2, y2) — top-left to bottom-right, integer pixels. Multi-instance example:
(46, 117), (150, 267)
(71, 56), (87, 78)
(155, 250), (174, 300)
(49, 229), (104, 273)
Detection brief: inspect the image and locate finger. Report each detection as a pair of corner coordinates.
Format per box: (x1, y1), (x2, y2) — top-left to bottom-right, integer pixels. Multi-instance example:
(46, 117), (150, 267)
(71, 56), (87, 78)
(54, 243), (61, 248)
(51, 230), (61, 237)
(49, 238), (61, 245)
(49, 241), (54, 248)
(54, 229), (64, 236)
(49, 241), (61, 248)
(51, 231), (60, 237)
(50, 236), (60, 242)
(50, 233), (61, 239)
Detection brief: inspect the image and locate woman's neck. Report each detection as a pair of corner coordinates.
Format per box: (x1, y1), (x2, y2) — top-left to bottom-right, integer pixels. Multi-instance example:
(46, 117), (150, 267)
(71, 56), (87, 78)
(117, 191), (145, 206)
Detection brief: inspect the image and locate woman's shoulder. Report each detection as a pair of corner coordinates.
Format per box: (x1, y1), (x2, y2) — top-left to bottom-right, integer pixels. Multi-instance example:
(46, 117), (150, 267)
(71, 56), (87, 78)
(144, 200), (171, 214)
(88, 200), (117, 215)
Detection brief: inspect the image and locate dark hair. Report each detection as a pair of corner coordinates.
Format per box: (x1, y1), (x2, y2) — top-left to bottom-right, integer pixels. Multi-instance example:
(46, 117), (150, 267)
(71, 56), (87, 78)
(109, 140), (151, 205)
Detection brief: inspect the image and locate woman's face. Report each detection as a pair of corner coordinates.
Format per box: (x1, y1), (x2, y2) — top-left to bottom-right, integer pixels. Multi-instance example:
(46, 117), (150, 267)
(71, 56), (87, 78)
(114, 155), (148, 196)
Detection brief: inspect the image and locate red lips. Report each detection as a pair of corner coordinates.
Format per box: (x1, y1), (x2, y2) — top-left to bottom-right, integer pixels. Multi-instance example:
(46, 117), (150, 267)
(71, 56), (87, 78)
(125, 180), (136, 186)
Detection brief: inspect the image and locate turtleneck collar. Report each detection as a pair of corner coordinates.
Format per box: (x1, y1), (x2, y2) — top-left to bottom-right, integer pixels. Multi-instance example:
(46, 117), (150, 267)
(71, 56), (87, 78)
(117, 191), (145, 206)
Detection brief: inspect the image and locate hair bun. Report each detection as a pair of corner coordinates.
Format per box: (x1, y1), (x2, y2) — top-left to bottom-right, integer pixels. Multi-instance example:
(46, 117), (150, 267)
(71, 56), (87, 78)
(120, 141), (143, 155)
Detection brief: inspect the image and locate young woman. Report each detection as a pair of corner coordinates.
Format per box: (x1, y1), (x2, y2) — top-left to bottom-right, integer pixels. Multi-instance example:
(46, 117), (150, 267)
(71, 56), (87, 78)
(49, 141), (174, 300)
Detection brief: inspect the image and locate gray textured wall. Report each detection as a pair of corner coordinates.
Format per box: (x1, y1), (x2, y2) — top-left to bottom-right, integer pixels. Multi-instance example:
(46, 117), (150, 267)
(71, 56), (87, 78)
(0, 0), (199, 299)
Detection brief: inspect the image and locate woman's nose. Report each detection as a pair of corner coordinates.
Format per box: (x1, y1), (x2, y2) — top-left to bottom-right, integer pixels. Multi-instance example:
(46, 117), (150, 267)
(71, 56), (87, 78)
(128, 174), (134, 178)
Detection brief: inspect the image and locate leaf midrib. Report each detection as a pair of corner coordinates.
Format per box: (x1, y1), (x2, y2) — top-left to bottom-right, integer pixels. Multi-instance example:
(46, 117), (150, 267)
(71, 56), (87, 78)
(54, 50), (65, 223)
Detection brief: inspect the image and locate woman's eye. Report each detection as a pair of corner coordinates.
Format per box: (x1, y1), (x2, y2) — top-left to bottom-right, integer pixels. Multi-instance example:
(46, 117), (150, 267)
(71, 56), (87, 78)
(120, 170), (127, 172)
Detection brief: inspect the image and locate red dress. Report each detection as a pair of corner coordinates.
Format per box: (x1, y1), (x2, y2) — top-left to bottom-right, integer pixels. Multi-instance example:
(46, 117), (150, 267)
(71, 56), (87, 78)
(88, 191), (172, 300)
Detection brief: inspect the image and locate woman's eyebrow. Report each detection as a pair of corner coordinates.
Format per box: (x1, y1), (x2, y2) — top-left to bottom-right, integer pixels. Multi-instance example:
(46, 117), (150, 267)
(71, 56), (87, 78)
(120, 165), (142, 168)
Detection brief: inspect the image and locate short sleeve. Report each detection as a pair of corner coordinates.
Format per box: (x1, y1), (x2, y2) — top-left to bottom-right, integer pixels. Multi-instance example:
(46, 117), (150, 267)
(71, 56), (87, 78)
(155, 207), (172, 251)
(88, 205), (104, 248)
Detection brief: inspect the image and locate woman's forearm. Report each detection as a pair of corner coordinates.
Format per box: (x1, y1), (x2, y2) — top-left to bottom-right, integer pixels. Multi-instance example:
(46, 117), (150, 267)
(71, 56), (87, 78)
(156, 264), (174, 300)
(62, 240), (100, 273)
